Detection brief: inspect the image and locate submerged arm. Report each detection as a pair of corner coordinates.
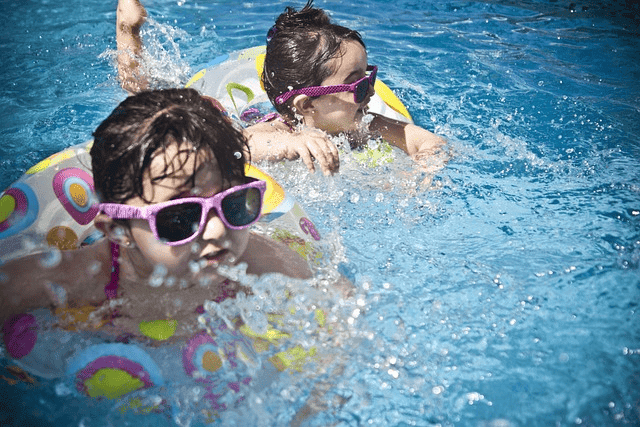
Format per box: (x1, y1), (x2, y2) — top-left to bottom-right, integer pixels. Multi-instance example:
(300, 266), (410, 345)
(116, 0), (148, 94)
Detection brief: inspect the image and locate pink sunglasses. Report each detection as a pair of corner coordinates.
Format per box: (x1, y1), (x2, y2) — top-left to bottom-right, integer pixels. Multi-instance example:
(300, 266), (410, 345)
(97, 179), (266, 246)
(275, 65), (377, 105)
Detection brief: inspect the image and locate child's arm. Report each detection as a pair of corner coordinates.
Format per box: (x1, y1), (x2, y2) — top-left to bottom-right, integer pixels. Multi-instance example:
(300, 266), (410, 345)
(0, 243), (111, 325)
(116, 0), (148, 94)
(245, 122), (340, 176)
(370, 112), (448, 162)
(0, 255), (56, 325)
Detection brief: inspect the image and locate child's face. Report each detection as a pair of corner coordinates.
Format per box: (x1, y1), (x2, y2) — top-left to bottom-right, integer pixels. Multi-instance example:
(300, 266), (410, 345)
(305, 40), (374, 134)
(124, 143), (250, 281)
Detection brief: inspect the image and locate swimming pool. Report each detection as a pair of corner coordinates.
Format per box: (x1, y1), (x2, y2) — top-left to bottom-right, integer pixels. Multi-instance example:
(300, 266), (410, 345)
(1, 0), (639, 426)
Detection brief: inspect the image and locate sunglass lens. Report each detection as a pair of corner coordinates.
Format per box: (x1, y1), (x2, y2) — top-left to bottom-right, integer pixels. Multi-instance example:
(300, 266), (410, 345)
(156, 202), (202, 242)
(355, 80), (369, 104)
(221, 187), (262, 227)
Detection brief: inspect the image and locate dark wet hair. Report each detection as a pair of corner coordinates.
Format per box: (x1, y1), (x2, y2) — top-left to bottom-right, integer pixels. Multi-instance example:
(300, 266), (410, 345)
(91, 88), (249, 203)
(262, 0), (365, 121)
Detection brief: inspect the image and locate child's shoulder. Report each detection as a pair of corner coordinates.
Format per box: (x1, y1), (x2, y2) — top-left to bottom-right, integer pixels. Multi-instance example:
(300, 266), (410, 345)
(243, 232), (312, 279)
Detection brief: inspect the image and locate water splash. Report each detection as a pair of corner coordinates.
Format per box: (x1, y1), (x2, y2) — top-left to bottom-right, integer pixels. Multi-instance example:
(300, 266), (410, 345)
(100, 18), (192, 89)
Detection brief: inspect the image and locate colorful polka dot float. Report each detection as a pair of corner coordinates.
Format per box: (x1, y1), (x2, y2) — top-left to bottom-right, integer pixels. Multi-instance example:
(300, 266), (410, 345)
(52, 168), (98, 225)
(0, 142), (100, 263)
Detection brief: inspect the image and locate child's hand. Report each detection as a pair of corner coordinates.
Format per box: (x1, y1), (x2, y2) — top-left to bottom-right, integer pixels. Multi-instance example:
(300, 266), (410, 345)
(280, 129), (340, 176)
(117, 0), (147, 28)
(246, 125), (340, 176)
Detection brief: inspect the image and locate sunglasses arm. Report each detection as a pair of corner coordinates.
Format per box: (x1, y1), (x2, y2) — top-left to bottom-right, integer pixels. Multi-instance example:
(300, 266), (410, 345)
(96, 203), (147, 220)
(275, 90), (306, 105)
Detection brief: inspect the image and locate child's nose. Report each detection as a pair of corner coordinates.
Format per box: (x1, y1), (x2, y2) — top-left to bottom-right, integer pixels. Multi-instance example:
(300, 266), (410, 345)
(363, 83), (375, 104)
(200, 209), (227, 241)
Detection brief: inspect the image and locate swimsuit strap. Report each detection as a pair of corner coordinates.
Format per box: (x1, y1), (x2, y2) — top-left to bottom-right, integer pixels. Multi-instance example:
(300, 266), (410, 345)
(104, 242), (120, 300)
(256, 112), (295, 132)
(212, 279), (235, 303)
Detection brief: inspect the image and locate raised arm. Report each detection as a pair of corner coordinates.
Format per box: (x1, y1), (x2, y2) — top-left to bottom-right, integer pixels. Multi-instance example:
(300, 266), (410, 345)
(116, 0), (148, 94)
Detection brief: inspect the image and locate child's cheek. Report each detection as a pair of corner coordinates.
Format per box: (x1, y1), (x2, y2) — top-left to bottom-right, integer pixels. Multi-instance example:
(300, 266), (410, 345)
(230, 229), (250, 262)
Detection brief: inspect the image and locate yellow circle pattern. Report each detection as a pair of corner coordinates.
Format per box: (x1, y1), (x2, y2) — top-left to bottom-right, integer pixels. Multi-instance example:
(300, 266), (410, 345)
(69, 183), (89, 208)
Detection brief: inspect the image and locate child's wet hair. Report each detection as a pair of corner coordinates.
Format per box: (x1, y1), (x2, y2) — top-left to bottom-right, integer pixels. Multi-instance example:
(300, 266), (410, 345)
(91, 88), (249, 203)
(262, 0), (365, 121)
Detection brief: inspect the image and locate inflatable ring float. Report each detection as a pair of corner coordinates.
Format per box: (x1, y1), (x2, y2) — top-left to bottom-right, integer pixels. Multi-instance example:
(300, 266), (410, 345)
(2, 308), (313, 404)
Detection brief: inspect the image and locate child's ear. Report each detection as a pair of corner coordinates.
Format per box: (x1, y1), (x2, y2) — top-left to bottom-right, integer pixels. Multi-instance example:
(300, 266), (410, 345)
(94, 213), (133, 247)
(291, 94), (315, 116)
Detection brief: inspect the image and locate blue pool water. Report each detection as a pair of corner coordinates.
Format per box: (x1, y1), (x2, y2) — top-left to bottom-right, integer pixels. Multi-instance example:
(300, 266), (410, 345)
(1, 0), (639, 426)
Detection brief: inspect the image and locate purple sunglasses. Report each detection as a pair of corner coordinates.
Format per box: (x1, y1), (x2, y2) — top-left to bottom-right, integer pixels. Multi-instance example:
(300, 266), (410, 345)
(275, 65), (378, 106)
(97, 179), (266, 246)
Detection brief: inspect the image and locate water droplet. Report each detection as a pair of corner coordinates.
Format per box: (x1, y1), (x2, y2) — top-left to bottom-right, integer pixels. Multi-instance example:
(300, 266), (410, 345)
(39, 248), (62, 268)
(149, 264), (168, 287)
(113, 226), (126, 237)
(55, 382), (73, 396)
(189, 260), (201, 274)
(87, 261), (102, 275)
(44, 281), (67, 306)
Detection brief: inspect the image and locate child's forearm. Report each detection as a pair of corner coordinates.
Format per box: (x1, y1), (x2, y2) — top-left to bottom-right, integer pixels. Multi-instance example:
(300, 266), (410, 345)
(405, 123), (447, 157)
(245, 125), (292, 163)
(370, 113), (448, 170)
(116, 0), (148, 94)
(245, 124), (340, 175)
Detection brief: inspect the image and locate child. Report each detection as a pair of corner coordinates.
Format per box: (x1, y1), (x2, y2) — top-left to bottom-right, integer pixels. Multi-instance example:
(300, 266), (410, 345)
(0, 88), (312, 337)
(115, 0), (446, 176)
(246, 0), (447, 175)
